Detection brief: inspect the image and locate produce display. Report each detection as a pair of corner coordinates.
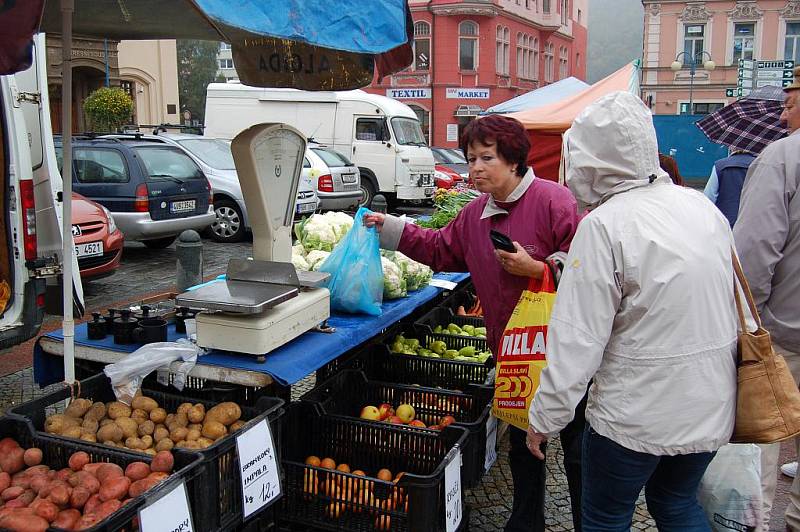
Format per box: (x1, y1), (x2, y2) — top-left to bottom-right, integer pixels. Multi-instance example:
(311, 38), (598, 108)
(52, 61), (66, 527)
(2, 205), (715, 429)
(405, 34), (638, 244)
(358, 402), (457, 431)
(0, 437), (175, 531)
(292, 213), (433, 300)
(389, 334), (492, 364)
(44, 396), (245, 453)
(431, 322), (486, 339)
(415, 189), (480, 229)
(302, 454), (407, 530)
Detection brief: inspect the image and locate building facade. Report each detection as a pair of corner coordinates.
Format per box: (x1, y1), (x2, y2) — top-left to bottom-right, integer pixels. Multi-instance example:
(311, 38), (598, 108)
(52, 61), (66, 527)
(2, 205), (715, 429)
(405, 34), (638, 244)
(364, 0), (588, 147)
(46, 36), (180, 133)
(216, 42), (238, 82)
(642, 0), (800, 115)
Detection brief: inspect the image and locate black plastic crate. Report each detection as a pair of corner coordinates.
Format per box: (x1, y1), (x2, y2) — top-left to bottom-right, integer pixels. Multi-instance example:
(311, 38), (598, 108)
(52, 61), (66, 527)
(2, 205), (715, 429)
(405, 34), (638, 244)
(10, 373), (285, 532)
(279, 401), (469, 532)
(0, 416), (202, 532)
(300, 370), (491, 489)
(413, 307), (488, 353)
(439, 285), (481, 317)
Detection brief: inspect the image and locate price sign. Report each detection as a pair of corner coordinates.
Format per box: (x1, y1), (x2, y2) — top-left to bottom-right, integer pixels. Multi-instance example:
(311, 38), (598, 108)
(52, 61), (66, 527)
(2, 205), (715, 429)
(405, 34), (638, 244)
(430, 279), (458, 290)
(138, 481), (194, 532)
(484, 415), (498, 472)
(444, 448), (463, 532)
(236, 419), (282, 518)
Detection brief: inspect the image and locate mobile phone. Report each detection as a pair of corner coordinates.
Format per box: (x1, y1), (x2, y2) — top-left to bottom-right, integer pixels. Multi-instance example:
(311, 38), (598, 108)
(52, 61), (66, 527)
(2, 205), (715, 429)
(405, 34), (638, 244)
(489, 230), (516, 253)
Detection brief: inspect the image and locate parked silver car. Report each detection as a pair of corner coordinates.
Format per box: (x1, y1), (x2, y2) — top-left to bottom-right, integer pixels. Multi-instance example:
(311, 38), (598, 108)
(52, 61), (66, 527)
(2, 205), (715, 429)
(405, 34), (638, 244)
(304, 143), (362, 211)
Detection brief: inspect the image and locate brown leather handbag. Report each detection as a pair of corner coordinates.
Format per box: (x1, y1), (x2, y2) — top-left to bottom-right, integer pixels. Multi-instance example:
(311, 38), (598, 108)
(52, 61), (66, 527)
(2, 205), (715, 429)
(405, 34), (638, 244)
(731, 252), (800, 443)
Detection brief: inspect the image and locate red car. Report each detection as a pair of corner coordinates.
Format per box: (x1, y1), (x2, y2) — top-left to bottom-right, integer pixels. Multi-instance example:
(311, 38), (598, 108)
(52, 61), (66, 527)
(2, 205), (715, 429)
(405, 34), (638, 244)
(72, 193), (124, 280)
(434, 164), (464, 190)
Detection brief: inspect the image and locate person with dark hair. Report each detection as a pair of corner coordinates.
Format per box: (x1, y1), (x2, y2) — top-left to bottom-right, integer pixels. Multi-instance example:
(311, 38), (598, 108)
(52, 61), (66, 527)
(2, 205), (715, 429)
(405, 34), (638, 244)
(364, 114), (585, 531)
(658, 153), (684, 186)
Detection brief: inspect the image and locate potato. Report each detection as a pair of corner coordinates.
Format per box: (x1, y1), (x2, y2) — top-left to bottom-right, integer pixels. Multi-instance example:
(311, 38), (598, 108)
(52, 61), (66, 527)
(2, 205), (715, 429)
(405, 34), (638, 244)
(84, 402), (107, 421)
(124, 462), (150, 482)
(230, 420), (246, 432)
(188, 423), (203, 432)
(186, 429), (201, 442)
(68, 471), (100, 494)
(29, 476), (48, 495)
(131, 408), (149, 425)
(176, 403), (193, 417)
(99, 418), (115, 427)
(62, 426), (83, 439)
(137, 420), (155, 437)
(23, 448), (42, 467)
(188, 404), (206, 424)
(153, 427), (170, 443)
(201, 421), (227, 440)
(99, 476), (130, 502)
(107, 401), (132, 420)
(81, 417), (99, 434)
(155, 439), (174, 452)
(141, 435), (153, 449)
(96, 463), (124, 484)
(144, 448), (157, 456)
(129, 477), (160, 498)
(0, 472), (12, 493)
(164, 414), (175, 427)
(0, 447), (25, 475)
(53, 508), (81, 529)
(64, 398), (93, 418)
(69, 486), (91, 509)
(196, 437), (214, 449)
(181, 441), (201, 449)
(97, 423), (124, 443)
(149, 408), (167, 424)
(0, 512), (48, 531)
(131, 396), (158, 413)
(84, 493), (102, 514)
(68, 451), (90, 472)
(32, 498), (59, 522)
(80, 431), (97, 443)
(2, 486), (24, 501)
(115, 417), (138, 439)
(48, 483), (70, 507)
(75, 513), (101, 529)
(205, 402), (242, 426)
(44, 414), (79, 435)
(174, 412), (189, 427)
(170, 427), (188, 444)
(96, 498), (122, 519)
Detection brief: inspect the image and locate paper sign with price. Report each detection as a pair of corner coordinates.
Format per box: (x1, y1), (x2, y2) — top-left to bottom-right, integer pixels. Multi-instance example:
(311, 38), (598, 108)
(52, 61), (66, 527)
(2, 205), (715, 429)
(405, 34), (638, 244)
(236, 418), (282, 518)
(444, 447), (463, 532)
(138, 481), (194, 532)
(485, 415), (498, 472)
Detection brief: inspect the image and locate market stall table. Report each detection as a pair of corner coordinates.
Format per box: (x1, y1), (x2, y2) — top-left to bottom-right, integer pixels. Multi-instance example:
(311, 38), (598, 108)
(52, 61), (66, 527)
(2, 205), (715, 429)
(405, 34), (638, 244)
(34, 273), (469, 389)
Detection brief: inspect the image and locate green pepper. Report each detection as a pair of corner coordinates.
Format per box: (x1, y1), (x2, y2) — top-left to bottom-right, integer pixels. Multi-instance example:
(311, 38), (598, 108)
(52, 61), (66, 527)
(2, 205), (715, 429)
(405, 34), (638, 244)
(405, 338), (420, 351)
(418, 348), (432, 357)
(430, 341), (447, 355)
(444, 349), (459, 360)
(391, 341), (405, 353)
(433, 325), (443, 334)
(462, 324), (475, 335)
(474, 327), (486, 336)
(447, 323), (463, 335)
(458, 346), (476, 358)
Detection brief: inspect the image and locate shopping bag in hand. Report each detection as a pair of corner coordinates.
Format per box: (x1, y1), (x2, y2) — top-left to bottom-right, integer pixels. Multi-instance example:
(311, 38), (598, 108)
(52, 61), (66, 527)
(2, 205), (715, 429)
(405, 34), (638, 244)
(697, 444), (762, 531)
(318, 207), (383, 315)
(492, 267), (555, 430)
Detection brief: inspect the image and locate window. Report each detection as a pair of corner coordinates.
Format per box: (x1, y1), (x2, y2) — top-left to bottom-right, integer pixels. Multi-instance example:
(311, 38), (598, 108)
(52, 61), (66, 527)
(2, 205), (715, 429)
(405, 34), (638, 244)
(683, 24), (705, 64)
(496, 26), (510, 75)
(543, 0), (550, 13)
(578, 9), (582, 24)
(733, 22), (755, 63)
(133, 147), (204, 181)
(177, 138), (236, 170)
(219, 43), (231, 51)
(312, 148), (354, 167)
(559, 46), (569, 79)
(459, 21), (478, 71)
(408, 105), (430, 144)
(355, 118), (389, 142)
(680, 102), (725, 115)
(525, 0), (530, 8)
(413, 21), (431, 71)
(544, 42), (554, 82)
(786, 22), (800, 63)
(73, 149), (129, 183)
(391, 117), (426, 146)
(303, 157), (311, 169)
(218, 58), (233, 69)
(575, 52), (581, 69)
(561, 0), (569, 26)
(516, 34), (538, 80)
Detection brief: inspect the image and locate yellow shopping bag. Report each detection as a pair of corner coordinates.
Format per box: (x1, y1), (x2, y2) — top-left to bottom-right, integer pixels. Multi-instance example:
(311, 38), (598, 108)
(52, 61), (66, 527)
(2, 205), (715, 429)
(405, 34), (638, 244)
(492, 267), (556, 431)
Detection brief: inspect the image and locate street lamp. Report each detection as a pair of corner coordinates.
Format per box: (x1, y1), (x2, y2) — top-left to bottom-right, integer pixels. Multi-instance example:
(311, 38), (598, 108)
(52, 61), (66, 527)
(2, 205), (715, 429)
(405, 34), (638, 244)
(671, 51), (716, 114)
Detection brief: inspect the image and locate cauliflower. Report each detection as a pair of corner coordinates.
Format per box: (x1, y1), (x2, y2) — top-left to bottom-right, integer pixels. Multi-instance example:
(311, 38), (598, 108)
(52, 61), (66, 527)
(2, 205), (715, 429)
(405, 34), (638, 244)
(291, 251), (310, 272)
(381, 256), (407, 299)
(299, 215), (337, 252)
(292, 243), (307, 258)
(323, 211), (354, 241)
(306, 250), (332, 271)
(392, 252), (433, 291)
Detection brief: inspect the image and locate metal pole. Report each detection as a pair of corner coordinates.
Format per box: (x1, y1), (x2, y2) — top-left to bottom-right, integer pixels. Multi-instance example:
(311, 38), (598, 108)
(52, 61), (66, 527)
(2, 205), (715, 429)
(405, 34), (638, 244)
(688, 57), (696, 114)
(61, 0), (75, 384)
(104, 39), (110, 87)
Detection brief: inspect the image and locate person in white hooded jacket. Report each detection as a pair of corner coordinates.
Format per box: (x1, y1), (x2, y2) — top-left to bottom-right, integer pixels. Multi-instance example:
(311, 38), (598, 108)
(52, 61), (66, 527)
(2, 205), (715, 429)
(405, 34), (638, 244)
(525, 91), (738, 531)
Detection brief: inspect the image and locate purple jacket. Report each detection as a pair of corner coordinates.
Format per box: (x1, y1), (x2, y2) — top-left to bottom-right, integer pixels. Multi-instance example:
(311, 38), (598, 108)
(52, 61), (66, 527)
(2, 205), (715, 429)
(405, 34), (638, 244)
(382, 175), (581, 353)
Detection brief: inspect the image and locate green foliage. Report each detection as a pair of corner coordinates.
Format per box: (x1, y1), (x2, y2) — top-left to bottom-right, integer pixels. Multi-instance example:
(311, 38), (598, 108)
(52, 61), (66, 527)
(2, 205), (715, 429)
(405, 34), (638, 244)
(177, 40), (224, 123)
(83, 87), (133, 133)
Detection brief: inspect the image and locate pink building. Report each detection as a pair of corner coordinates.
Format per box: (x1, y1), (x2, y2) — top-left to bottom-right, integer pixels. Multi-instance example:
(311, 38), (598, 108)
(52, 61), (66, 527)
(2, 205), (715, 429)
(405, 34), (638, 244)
(642, 0), (800, 115)
(363, 0), (588, 147)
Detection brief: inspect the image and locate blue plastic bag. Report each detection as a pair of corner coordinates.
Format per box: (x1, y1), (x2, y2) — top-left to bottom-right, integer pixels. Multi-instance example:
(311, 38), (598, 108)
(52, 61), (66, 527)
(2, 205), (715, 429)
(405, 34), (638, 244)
(318, 207), (383, 315)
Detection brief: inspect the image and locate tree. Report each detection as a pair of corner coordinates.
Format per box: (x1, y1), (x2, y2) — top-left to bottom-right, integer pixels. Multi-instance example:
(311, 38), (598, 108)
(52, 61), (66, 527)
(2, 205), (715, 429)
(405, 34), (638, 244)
(83, 87), (134, 132)
(177, 40), (222, 123)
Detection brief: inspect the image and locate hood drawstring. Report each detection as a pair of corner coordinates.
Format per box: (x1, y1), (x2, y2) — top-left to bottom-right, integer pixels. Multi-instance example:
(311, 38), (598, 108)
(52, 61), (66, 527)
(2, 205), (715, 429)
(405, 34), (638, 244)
(648, 174), (657, 184)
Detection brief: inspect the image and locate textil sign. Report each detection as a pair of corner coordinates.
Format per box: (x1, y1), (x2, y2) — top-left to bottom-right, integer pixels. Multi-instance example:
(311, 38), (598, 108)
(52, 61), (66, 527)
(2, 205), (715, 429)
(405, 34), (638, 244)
(387, 88), (431, 99)
(446, 88), (490, 99)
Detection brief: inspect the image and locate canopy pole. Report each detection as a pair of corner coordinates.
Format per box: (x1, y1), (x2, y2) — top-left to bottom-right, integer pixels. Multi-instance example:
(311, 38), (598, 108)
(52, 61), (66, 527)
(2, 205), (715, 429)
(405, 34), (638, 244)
(61, 0), (75, 385)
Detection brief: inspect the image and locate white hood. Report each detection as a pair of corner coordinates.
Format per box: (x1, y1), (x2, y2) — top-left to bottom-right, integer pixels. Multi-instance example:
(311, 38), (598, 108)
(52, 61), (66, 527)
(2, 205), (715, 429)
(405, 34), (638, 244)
(562, 91), (669, 211)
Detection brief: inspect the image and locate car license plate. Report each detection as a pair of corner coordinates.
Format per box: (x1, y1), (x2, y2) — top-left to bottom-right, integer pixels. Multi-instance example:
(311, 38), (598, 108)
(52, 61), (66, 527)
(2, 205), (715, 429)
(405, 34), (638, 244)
(341, 173), (357, 184)
(424, 187), (436, 196)
(296, 202), (316, 214)
(170, 200), (195, 213)
(75, 241), (103, 258)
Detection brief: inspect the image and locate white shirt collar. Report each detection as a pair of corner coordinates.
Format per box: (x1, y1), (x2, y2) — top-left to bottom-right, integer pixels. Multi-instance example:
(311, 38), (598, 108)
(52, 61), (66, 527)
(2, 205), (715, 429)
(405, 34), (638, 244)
(480, 168), (535, 219)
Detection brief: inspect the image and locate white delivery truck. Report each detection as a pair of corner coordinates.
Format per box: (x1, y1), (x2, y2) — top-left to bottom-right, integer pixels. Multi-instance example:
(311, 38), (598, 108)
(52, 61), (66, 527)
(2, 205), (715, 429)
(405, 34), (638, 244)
(204, 85), (436, 206)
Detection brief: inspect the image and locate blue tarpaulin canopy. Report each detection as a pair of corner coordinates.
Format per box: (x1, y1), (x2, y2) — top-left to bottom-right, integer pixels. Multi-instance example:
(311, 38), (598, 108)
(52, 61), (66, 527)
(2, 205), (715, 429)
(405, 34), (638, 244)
(484, 77), (590, 114)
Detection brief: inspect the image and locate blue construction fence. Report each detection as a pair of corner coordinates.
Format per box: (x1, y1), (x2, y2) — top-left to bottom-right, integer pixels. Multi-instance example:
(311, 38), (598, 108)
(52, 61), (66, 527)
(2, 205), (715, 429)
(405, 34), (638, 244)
(652, 114), (728, 184)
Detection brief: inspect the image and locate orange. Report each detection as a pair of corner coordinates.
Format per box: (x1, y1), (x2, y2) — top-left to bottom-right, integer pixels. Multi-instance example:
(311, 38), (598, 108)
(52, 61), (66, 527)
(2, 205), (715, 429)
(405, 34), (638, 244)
(336, 463), (351, 474)
(305, 455), (321, 467)
(320, 457), (336, 470)
(352, 470), (366, 476)
(377, 468), (393, 482)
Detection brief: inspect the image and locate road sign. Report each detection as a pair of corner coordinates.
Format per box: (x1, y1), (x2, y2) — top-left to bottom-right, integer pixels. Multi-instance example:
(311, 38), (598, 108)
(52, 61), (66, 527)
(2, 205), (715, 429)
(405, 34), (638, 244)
(758, 60), (794, 69)
(738, 78), (754, 88)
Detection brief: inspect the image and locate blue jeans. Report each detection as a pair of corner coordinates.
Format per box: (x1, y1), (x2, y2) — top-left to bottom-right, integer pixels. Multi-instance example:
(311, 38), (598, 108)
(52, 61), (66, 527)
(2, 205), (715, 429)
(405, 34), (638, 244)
(581, 425), (715, 532)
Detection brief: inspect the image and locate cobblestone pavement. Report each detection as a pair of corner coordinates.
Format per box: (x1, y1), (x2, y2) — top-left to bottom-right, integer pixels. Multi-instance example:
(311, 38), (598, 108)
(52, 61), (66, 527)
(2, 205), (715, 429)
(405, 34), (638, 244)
(0, 235), (791, 531)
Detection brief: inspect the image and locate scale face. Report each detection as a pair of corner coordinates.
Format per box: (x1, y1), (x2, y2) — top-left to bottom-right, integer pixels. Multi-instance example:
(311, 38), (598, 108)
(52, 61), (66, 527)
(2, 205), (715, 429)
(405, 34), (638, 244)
(252, 127), (305, 230)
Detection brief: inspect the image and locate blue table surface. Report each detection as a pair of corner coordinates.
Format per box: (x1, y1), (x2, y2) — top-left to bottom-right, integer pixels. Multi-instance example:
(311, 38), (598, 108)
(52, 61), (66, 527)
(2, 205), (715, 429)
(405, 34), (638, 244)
(34, 272), (469, 387)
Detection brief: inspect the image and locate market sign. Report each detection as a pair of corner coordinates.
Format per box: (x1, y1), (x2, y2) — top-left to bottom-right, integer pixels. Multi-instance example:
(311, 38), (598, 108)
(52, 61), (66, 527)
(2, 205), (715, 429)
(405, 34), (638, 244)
(387, 88), (431, 99)
(446, 88), (490, 99)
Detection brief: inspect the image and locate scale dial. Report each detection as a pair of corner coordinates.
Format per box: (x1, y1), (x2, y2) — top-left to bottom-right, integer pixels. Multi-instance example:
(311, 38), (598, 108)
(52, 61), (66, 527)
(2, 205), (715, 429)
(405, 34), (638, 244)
(251, 127), (305, 229)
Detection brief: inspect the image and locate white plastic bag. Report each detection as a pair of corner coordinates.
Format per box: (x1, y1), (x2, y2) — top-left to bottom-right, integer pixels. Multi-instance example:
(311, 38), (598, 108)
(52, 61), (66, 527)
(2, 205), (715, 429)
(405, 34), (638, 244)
(103, 338), (206, 404)
(698, 444), (762, 532)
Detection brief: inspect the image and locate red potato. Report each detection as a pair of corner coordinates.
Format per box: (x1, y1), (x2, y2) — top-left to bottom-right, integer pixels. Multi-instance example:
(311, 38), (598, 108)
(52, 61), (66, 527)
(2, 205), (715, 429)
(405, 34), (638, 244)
(96, 499), (122, 519)
(95, 463), (124, 484)
(28, 477), (47, 495)
(21, 466), (50, 478)
(0, 438), (19, 454)
(55, 468), (73, 482)
(146, 472), (169, 483)
(124, 462), (149, 482)
(70, 486), (91, 510)
(75, 512), (101, 530)
(149, 451), (174, 473)
(0, 448), (25, 475)
(10, 476), (30, 490)
(31, 498), (59, 522)
(47, 483), (70, 507)
(99, 476), (130, 502)
(83, 493), (102, 515)
(2, 487), (24, 501)
(68, 452), (90, 472)
(52, 508), (81, 529)
(0, 510), (48, 532)
(22, 449), (42, 468)
(0, 472), (10, 493)
(68, 471), (100, 494)
(128, 477), (160, 499)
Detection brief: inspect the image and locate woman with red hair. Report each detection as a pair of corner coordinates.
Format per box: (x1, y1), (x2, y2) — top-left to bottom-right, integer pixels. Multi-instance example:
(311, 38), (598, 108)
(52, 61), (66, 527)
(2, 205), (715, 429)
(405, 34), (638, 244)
(365, 114), (584, 531)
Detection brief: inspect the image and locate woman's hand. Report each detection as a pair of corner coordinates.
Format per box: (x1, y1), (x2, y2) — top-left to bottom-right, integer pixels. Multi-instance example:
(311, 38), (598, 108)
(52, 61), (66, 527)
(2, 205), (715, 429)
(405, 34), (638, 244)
(495, 242), (545, 278)
(362, 212), (386, 232)
(526, 425), (547, 460)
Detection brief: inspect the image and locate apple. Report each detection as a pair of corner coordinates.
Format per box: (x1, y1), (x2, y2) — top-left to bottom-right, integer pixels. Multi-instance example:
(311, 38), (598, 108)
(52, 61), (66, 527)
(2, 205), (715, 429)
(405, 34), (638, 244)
(378, 403), (394, 421)
(387, 415), (404, 424)
(439, 415), (456, 427)
(396, 404), (415, 424)
(408, 420), (426, 428)
(360, 406), (381, 421)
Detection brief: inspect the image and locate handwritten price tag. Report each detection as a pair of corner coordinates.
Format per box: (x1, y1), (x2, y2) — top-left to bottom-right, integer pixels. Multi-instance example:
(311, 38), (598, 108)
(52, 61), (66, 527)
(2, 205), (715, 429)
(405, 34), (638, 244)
(236, 418), (282, 519)
(444, 447), (463, 532)
(485, 415), (498, 472)
(138, 481), (194, 532)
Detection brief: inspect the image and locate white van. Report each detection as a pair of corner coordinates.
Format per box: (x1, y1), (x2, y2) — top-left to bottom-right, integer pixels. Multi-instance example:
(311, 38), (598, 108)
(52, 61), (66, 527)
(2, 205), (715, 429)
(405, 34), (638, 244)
(204, 85), (436, 207)
(0, 34), (82, 348)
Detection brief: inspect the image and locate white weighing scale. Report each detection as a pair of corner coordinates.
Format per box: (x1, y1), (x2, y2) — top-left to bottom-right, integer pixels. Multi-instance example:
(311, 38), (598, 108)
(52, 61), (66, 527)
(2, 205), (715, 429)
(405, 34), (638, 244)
(175, 123), (331, 357)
